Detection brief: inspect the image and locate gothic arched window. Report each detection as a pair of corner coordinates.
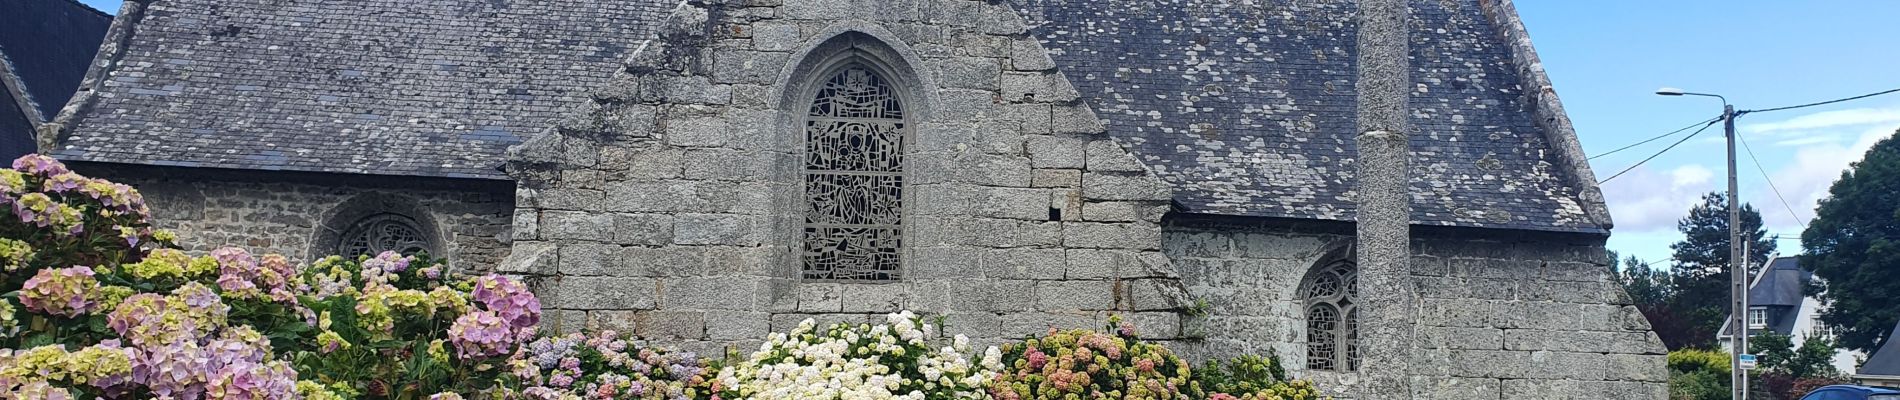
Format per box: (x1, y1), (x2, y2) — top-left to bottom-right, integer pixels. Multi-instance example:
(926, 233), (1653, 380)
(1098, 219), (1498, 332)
(801, 64), (905, 281)
(339, 213), (432, 258)
(1302, 259), (1359, 371)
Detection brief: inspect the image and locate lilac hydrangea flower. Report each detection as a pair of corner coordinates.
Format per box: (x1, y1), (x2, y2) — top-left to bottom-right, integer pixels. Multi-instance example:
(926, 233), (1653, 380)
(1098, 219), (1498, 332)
(19, 266), (101, 317)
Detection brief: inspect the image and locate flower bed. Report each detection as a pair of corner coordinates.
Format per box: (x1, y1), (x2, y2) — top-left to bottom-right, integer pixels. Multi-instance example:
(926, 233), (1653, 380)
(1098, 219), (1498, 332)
(0, 154), (1324, 400)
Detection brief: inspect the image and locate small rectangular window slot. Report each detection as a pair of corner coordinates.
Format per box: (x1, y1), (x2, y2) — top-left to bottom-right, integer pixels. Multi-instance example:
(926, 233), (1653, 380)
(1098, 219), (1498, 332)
(1048, 207), (1063, 221)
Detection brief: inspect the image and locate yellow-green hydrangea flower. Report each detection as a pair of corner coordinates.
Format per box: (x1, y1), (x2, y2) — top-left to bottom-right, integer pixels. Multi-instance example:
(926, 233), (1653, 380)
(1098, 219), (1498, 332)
(0, 238), (31, 271)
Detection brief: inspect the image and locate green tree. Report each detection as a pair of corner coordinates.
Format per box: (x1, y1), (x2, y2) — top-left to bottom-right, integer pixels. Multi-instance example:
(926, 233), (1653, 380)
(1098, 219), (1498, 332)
(1669, 192), (1776, 349)
(1618, 254), (1671, 307)
(1751, 333), (1841, 379)
(1608, 251), (1703, 350)
(1802, 129), (1900, 353)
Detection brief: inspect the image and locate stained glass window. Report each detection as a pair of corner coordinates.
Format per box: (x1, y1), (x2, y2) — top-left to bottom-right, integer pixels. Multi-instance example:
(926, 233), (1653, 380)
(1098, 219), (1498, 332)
(340, 214), (431, 258)
(802, 65), (905, 281)
(1303, 260), (1358, 371)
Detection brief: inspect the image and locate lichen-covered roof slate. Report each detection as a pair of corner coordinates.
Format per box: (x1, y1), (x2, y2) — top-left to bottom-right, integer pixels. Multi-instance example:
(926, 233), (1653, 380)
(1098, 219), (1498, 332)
(54, 0), (675, 179)
(1011, 0), (1601, 232)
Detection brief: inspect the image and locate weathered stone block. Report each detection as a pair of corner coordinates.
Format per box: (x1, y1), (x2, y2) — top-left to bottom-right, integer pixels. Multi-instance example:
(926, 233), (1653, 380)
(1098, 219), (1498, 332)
(661, 76), (732, 105)
(541, 211), (615, 242)
(540, 188), (604, 211)
(497, 241), (558, 275)
(751, 21), (801, 52)
(711, 50), (789, 85)
(840, 283), (909, 313)
(984, 248), (1067, 280)
(666, 276), (760, 309)
(661, 114), (733, 148)
(1447, 350), (1533, 379)
(673, 214), (761, 246)
(1082, 172), (1170, 202)
(1002, 72), (1079, 103)
(934, 57), (1001, 91)
(682, 148), (771, 181)
(1026, 134), (1087, 169)
(1417, 326), (1504, 350)
(612, 213), (674, 246)
(1031, 168), (1082, 188)
(706, 311), (771, 340)
(634, 310), (707, 340)
(1525, 351), (1608, 381)
(1410, 376), (1502, 400)
(1064, 249), (1128, 280)
(971, 186), (1052, 221)
(1000, 312), (1097, 337)
(1036, 280), (1114, 310)
(795, 283), (843, 312)
(1605, 353), (1668, 381)
(939, 89), (1000, 121)
(1051, 105), (1105, 134)
(557, 277), (657, 310)
(1519, 280), (1616, 304)
(1009, 38), (1057, 71)
(1062, 222), (1161, 250)
(557, 243), (617, 276)
(600, 147), (683, 179)
(511, 211), (540, 241)
(1125, 279), (1188, 311)
(616, 246), (702, 277)
(1419, 298), (1507, 328)
(906, 246), (984, 279)
(1132, 312), (1181, 339)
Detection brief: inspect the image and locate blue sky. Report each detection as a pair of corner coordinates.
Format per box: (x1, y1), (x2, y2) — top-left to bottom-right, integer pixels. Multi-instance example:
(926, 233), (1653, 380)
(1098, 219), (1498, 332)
(76, 0), (1900, 266)
(1517, 1), (1900, 266)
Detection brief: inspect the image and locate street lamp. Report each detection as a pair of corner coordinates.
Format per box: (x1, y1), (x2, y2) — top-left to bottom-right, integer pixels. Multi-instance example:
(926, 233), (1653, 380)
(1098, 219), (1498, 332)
(1657, 86), (1745, 400)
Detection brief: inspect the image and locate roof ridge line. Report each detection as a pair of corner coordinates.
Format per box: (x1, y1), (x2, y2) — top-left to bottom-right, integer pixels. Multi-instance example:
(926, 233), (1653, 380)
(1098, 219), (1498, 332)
(1476, 0), (1613, 232)
(40, 0), (148, 153)
(58, 0), (115, 19)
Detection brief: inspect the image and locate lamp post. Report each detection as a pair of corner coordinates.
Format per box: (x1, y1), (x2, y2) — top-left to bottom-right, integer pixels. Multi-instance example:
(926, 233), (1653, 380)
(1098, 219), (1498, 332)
(1657, 87), (1745, 400)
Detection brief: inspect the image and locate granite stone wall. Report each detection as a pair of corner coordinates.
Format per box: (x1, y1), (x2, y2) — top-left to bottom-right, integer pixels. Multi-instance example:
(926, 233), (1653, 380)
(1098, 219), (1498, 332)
(1165, 221), (1668, 399)
(504, 0), (1192, 355)
(77, 165), (515, 268)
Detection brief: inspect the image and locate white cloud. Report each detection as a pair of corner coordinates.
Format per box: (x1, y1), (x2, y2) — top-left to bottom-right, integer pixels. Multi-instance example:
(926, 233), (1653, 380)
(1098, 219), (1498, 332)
(1757, 123), (1898, 234)
(1670, 164), (1712, 188)
(1602, 163), (1717, 232)
(1771, 134), (1840, 147)
(1743, 107), (1900, 136)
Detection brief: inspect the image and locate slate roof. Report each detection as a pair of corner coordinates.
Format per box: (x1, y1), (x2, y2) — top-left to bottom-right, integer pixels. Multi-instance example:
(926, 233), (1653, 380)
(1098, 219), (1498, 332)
(0, 0), (111, 160)
(1011, 0), (1603, 232)
(1719, 256), (1816, 338)
(53, 0), (676, 179)
(1862, 320), (1900, 377)
(53, 0), (1604, 233)
(1751, 257), (1812, 308)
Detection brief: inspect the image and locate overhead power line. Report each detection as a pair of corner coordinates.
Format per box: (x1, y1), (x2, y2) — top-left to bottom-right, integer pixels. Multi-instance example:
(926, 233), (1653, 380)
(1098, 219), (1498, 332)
(1587, 115), (1725, 161)
(1735, 130), (1809, 229)
(1598, 119), (1723, 184)
(1740, 87), (1900, 115)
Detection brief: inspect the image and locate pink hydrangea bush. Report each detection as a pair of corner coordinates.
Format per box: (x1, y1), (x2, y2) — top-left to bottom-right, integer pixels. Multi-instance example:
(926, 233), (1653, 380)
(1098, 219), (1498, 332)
(506, 330), (711, 399)
(0, 155), (1337, 399)
(290, 251), (533, 397)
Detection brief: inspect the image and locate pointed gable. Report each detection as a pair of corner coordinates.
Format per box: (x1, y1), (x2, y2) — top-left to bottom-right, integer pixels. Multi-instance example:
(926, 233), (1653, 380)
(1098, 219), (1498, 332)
(1010, 0), (1606, 233)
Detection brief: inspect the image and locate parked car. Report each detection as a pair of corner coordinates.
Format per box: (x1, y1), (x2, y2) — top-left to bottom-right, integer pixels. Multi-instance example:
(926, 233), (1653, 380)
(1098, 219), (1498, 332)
(1802, 385), (1900, 400)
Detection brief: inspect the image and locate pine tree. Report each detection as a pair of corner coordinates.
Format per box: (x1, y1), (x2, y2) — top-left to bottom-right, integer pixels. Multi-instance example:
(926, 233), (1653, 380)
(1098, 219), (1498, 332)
(1802, 129), (1900, 353)
(1668, 192), (1775, 349)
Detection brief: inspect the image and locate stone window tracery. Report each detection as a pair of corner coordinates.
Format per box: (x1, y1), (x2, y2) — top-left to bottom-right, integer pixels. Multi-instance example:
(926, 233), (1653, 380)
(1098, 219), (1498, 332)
(339, 213), (432, 258)
(801, 64), (905, 281)
(1302, 259), (1359, 371)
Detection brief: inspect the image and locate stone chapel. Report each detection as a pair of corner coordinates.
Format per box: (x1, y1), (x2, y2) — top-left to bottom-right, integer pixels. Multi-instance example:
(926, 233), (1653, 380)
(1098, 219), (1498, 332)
(40, 0), (1668, 398)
